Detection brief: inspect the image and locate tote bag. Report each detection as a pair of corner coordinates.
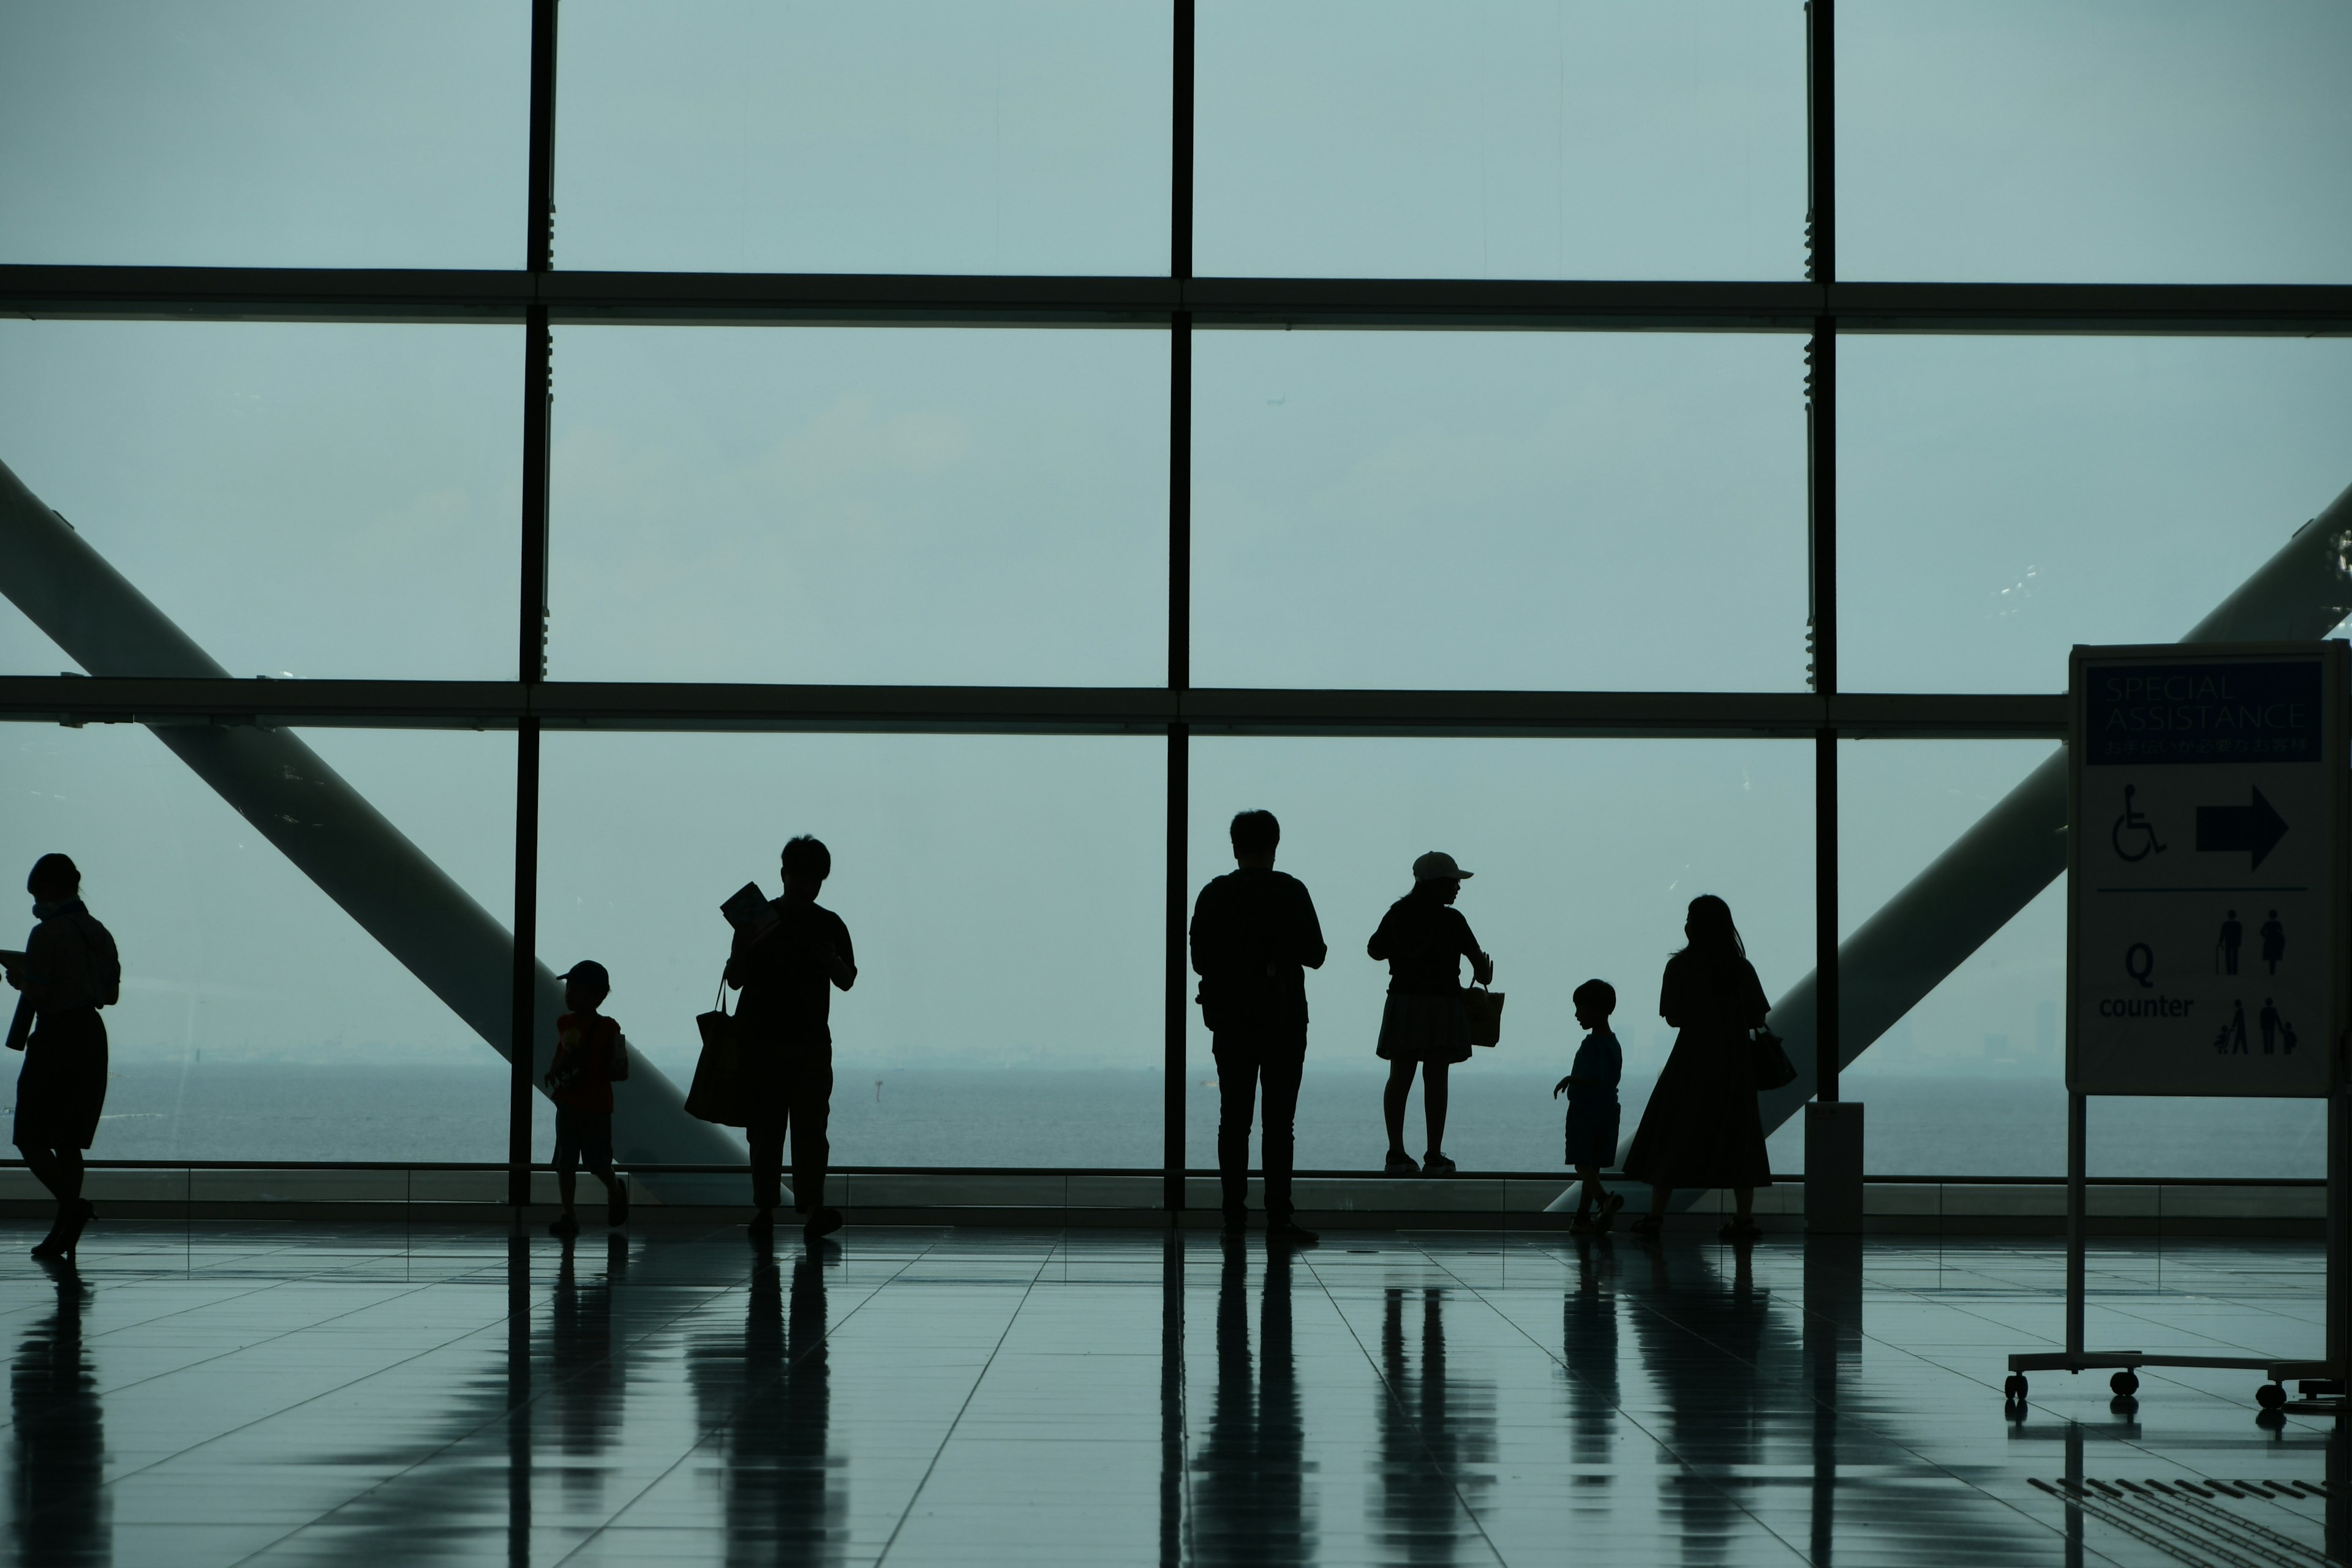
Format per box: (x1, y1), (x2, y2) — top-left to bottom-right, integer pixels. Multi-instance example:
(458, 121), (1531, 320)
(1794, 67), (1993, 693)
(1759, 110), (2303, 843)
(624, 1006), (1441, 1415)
(1463, 984), (1507, 1048)
(685, 971), (747, 1126)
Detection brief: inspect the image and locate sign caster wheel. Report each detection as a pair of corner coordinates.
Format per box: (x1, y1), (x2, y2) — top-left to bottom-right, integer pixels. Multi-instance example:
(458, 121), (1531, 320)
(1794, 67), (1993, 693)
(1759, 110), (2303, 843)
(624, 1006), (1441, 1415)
(2003, 1374), (2029, 1403)
(2109, 1371), (2139, 1397)
(2256, 1382), (2288, 1412)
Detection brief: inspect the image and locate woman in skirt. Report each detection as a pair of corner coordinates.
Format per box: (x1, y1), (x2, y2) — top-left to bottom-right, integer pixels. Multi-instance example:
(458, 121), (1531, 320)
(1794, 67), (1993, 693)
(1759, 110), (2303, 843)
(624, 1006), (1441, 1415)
(1622, 894), (1771, 1241)
(1368, 851), (1493, 1177)
(4, 855), (120, 1264)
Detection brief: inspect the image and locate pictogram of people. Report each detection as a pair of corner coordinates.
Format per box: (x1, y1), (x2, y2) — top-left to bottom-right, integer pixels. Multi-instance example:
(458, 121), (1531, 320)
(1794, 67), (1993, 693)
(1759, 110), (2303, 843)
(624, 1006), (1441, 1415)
(2261, 997), (2281, 1055)
(2216, 910), (2243, 976)
(2214, 998), (2250, 1055)
(2261, 910), (2285, 976)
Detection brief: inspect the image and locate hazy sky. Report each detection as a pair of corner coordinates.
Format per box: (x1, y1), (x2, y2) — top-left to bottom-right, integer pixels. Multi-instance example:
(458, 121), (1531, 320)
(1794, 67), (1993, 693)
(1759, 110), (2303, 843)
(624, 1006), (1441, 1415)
(4, 2), (2351, 1167)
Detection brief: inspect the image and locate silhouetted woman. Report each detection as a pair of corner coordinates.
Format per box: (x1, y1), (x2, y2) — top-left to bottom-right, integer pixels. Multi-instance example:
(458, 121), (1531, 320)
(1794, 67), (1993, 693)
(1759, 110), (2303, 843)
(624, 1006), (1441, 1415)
(2, 856), (119, 1263)
(1368, 851), (1492, 1177)
(1623, 894), (1770, 1241)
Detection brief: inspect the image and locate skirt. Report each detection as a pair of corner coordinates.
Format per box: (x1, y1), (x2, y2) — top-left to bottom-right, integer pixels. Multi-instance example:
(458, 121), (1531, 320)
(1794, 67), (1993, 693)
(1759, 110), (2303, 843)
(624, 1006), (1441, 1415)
(1620, 1025), (1771, 1189)
(14, 1009), (107, 1151)
(1376, 992), (1471, 1066)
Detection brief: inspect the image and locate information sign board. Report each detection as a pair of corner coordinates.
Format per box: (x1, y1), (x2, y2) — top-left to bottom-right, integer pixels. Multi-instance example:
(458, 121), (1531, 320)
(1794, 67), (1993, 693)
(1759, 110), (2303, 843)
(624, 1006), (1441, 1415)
(2069, 643), (2347, 1096)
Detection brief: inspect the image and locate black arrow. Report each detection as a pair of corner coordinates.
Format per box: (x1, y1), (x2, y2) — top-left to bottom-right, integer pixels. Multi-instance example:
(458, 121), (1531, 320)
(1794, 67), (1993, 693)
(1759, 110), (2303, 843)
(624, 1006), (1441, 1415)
(2195, 786), (2289, 869)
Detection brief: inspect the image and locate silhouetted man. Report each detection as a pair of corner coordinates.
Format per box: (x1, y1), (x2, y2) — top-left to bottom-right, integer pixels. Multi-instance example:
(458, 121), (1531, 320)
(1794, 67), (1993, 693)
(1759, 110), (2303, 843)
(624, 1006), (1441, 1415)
(728, 835), (856, 1242)
(1191, 810), (1327, 1245)
(2218, 910), (2243, 976)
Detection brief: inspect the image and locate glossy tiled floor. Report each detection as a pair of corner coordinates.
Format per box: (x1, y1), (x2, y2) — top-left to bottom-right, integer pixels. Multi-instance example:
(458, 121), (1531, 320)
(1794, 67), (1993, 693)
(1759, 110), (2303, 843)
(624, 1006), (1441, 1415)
(0, 1222), (2345, 1567)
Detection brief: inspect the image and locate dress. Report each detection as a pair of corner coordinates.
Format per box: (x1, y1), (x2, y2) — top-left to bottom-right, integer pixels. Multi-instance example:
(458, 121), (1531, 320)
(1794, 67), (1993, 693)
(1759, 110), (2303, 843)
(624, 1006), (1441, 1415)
(1621, 952), (1773, 1190)
(1366, 894), (1482, 1066)
(10, 903), (119, 1152)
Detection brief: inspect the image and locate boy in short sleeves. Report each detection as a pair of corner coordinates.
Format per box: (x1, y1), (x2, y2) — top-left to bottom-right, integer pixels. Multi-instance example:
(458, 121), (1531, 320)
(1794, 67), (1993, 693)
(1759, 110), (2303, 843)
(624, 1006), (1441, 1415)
(1553, 978), (1624, 1233)
(547, 959), (629, 1237)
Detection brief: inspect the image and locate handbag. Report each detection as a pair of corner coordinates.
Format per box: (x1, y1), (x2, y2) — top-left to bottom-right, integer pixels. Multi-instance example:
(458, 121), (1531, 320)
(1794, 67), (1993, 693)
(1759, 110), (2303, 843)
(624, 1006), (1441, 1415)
(685, 971), (747, 1126)
(1462, 984), (1506, 1048)
(1750, 1027), (1796, 1091)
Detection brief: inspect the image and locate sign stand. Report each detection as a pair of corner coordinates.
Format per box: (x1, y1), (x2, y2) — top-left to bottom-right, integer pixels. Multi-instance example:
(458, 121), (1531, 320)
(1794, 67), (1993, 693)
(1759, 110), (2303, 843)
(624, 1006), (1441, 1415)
(2005, 643), (2350, 1418)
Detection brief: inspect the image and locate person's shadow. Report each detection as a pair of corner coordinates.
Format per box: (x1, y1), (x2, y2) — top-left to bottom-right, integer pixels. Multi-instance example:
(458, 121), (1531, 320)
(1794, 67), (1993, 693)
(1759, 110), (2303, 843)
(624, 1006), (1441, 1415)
(1374, 1282), (1496, 1566)
(11, 1264), (108, 1566)
(1626, 1242), (1774, 1566)
(690, 1245), (842, 1564)
(545, 1232), (631, 1503)
(1191, 1238), (1313, 1564)
(1564, 1234), (1621, 1468)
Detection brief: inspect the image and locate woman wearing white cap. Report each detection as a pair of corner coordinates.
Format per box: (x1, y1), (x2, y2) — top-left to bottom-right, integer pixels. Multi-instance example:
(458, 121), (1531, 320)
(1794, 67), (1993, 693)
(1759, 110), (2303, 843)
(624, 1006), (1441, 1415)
(1367, 851), (1493, 1176)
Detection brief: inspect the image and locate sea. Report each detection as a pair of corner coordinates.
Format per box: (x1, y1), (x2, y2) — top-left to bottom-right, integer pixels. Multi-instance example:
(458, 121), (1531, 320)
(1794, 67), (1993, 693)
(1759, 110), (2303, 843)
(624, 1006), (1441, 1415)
(58, 1060), (2331, 1179)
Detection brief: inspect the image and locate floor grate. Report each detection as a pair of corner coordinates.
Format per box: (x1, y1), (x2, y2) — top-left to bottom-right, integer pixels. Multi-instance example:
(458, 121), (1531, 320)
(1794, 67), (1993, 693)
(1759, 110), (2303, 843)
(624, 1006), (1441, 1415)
(2029, 1478), (2341, 1568)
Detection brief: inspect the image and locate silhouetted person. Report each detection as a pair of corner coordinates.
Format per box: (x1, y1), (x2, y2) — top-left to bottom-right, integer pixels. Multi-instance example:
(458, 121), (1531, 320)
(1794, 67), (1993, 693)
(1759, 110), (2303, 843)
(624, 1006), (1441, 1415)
(2262, 998), (2281, 1055)
(2226, 998), (2250, 1055)
(1623, 895), (1772, 1240)
(2262, 910), (2286, 976)
(1192, 1236), (1311, 1564)
(1369, 853), (1493, 1177)
(1191, 809), (1328, 1244)
(10, 1265), (105, 1564)
(2, 854), (119, 1264)
(2217, 910), (2243, 976)
(1553, 978), (1624, 1232)
(545, 959), (630, 1237)
(728, 835), (856, 1242)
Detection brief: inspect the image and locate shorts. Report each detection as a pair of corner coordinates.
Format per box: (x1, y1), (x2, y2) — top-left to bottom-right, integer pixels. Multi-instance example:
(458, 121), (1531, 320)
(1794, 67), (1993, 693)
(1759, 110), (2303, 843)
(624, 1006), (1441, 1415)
(553, 1106), (614, 1176)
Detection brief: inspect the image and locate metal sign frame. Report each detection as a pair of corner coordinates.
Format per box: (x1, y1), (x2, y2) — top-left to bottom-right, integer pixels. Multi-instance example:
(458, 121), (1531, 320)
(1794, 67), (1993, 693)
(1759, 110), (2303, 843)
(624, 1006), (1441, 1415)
(2010, 641), (2351, 1415)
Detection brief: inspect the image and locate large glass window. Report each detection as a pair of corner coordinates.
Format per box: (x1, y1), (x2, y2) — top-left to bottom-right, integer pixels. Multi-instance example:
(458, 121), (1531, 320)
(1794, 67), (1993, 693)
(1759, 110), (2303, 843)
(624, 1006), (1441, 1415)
(547, 327), (1168, 686)
(536, 731), (1163, 1168)
(0, 321), (523, 681)
(1196, 0), (1806, 280)
(1841, 337), (2352, 694)
(555, 0), (1174, 275)
(1841, 0), (2352, 284)
(0, 1), (530, 268)
(1186, 737), (1812, 1174)
(0, 722), (515, 1161)
(1192, 332), (1808, 692)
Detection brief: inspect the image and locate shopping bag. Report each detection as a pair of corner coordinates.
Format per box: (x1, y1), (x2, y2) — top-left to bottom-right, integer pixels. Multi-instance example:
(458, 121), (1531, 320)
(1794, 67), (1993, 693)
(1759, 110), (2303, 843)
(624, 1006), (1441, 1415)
(1463, 984), (1506, 1048)
(685, 973), (746, 1126)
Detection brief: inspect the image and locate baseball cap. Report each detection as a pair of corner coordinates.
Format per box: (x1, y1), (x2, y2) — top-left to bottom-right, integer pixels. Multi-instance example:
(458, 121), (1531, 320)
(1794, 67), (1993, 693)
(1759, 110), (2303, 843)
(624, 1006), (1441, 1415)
(1412, 851), (1473, 883)
(560, 960), (610, 990)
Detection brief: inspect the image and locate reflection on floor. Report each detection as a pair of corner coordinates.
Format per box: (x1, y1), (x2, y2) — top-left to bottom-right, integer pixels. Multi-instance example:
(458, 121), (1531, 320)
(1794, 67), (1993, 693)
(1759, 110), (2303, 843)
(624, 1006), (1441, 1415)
(0, 1224), (2342, 1566)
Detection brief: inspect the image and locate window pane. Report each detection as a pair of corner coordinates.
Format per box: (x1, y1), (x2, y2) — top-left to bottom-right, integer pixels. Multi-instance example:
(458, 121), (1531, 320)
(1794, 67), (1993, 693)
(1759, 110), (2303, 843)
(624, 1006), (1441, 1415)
(0, 723), (515, 1161)
(1186, 737), (1813, 1175)
(1193, 332), (1807, 691)
(1197, 0), (1806, 280)
(1841, 1), (2352, 284)
(0, 1), (529, 268)
(1839, 740), (2323, 1177)
(537, 733), (1163, 1168)
(1841, 337), (2352, 694)
(548, 327), (1167, 685)
(0, 321), (522, 681)
(556, 0), (1172, 274)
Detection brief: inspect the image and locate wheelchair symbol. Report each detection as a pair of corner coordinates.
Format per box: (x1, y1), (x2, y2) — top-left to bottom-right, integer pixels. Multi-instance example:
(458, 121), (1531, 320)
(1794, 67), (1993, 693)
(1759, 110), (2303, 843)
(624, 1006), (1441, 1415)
(2111, 785), (2167, 862)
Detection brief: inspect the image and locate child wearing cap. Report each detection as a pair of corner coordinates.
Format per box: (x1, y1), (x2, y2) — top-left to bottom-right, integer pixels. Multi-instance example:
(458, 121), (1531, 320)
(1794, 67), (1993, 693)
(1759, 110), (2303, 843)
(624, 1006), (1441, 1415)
(1553, 979), (1624, 1233)
(547, 959), (630, 1237)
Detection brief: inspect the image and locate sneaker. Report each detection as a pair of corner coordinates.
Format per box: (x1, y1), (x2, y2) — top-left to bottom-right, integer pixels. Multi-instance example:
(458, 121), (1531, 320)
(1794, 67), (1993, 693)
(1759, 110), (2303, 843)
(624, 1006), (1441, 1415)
(1221, 1208), (1250, 1237)
(608, 1186), (630, 1227)
(804, 1206), (844, 1241)
(548, 1214), (581, 1240)
(747, 1207), (775, 1240)
(1596, 1192), (1625, 1232)
(1268, 1221), (1320, 1248)
(1384, 1152), (1419, 1177)
(1569, 1213), (1597, 1235)
(1421, 1152), (1457, 1177)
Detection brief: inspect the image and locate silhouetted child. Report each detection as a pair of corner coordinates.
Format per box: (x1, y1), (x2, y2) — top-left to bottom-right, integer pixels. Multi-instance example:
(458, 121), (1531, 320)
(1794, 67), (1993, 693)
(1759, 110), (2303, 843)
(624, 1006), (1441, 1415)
(1553, 979), (1623, 1233)
(547, 959), (630, 1238)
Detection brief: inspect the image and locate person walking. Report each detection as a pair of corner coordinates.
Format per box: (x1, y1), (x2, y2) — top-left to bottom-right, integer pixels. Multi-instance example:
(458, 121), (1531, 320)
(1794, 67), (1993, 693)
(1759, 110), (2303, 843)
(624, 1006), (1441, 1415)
(1191, 809), (1328, 1245)
(1368, 852), (1491, 1177)
(1623, 894), (1772, 1242)
(1, 856), (119, 1264)
(726, 835), (856, 1243)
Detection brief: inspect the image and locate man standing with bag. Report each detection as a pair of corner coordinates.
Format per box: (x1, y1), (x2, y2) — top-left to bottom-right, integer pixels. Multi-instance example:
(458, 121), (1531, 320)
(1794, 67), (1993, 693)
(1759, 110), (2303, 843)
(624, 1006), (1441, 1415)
(727, 835), (856, 1242)
(1191, 810), (1327, 1246)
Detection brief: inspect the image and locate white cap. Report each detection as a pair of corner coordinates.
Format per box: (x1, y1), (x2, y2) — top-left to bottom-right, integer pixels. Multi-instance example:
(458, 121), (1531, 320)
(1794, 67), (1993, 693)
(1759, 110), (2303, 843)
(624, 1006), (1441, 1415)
(1412, 851), (1473, 882)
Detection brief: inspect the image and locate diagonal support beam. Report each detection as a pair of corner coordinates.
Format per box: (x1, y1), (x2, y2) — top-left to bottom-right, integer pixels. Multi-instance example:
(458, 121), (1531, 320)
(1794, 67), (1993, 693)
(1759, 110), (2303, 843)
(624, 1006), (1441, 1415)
(0, 457), (745, 1188)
